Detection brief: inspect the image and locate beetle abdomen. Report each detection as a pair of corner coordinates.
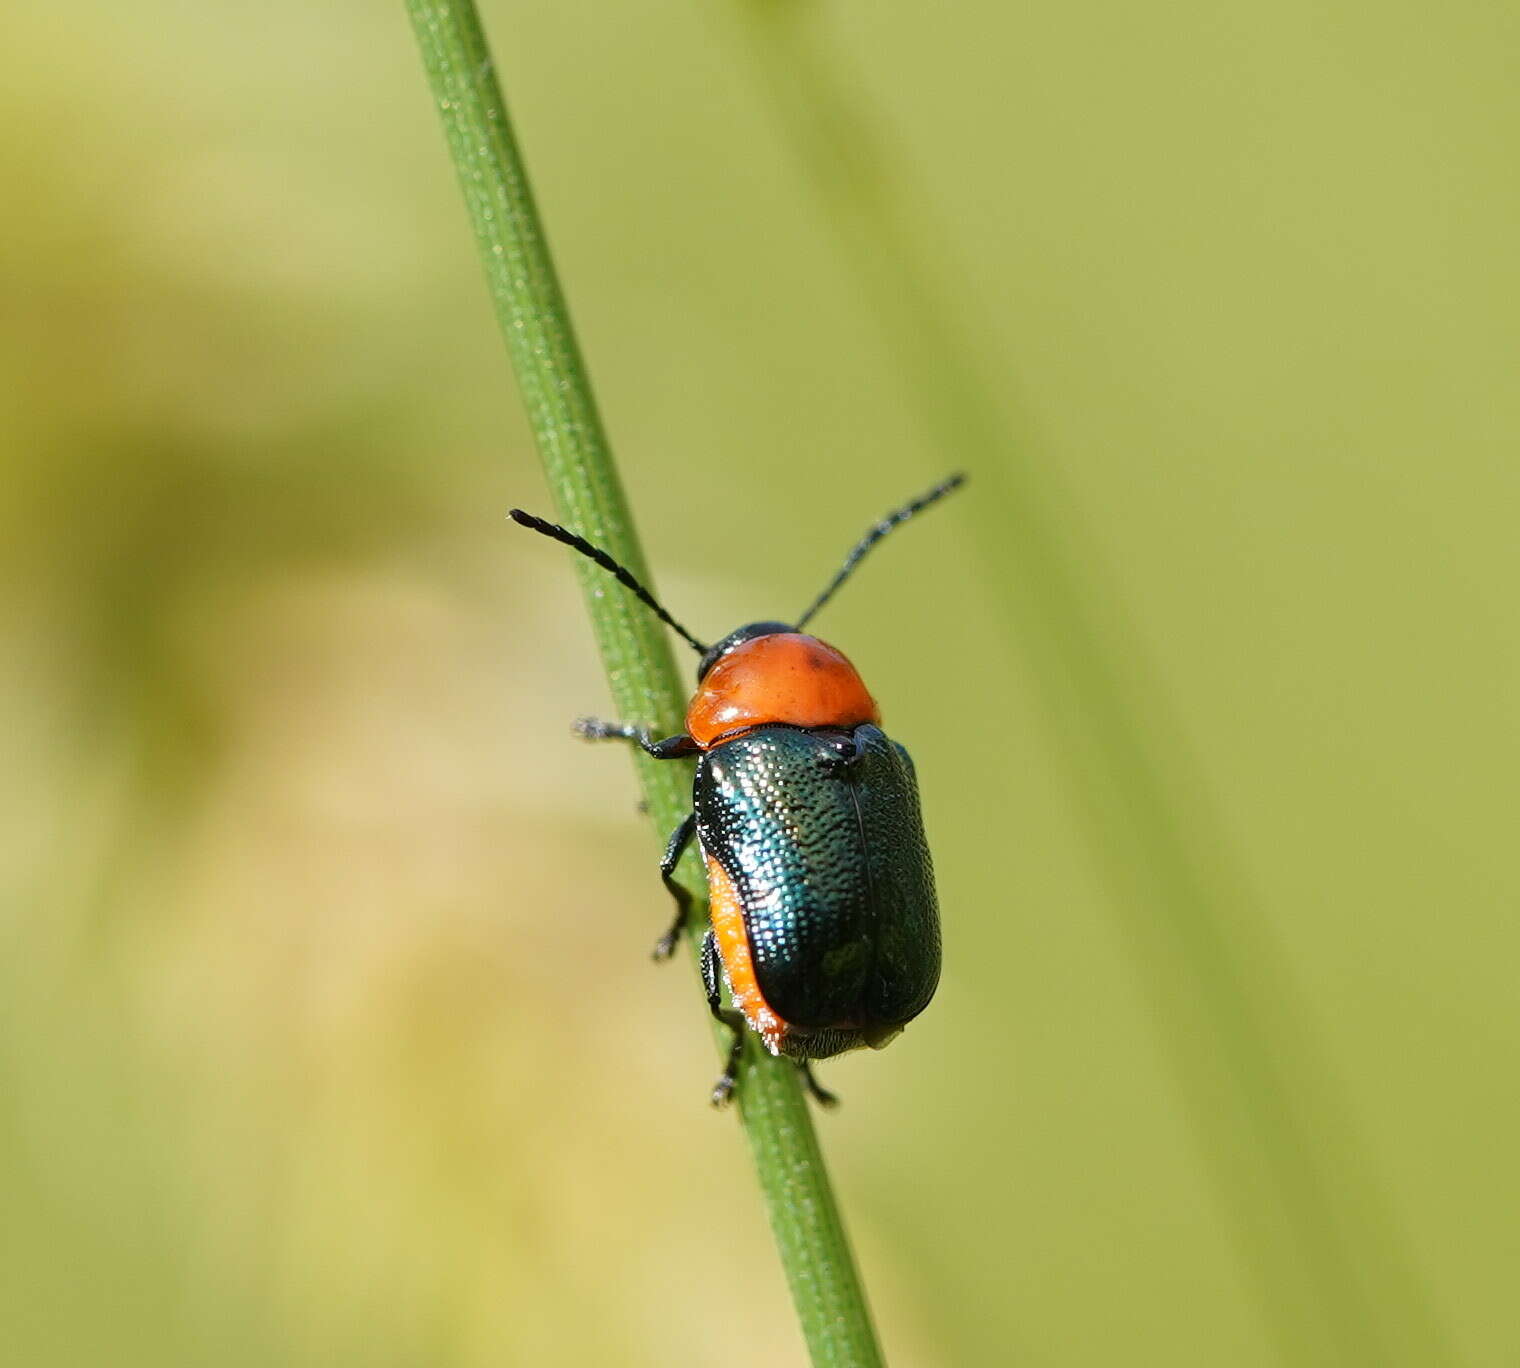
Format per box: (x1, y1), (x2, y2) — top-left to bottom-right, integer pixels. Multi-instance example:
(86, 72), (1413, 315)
(695, 724), (940, 1055)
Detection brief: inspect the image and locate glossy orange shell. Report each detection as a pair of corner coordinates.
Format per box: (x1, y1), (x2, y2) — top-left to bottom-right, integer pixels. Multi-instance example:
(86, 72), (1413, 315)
(685, 633), (880, 748)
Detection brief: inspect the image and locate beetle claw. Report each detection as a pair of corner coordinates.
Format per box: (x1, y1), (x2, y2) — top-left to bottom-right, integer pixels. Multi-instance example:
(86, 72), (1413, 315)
(711, 1026), (746, 1107)
(799, 1062), (840, 1108)
(651, 931), (680, 961)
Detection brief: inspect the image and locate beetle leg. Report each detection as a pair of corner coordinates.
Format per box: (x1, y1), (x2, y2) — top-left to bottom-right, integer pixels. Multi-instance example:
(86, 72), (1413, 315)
(702, 928), (748, 1107)
(711, 1033), (746, 1108)
(698, 935), (838, 1110)
(574, 717), (699, 759)
(700, 927), (729, 1019)
(700, 927), (721, 1014)
(576, 722), (701, 952)
(798, 1062), (840, 1109)
(651, 813), (697, 960)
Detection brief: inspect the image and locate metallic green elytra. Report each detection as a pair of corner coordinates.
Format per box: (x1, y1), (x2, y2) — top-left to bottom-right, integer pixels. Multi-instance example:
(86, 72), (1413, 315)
(695, 724), (938, 1061)
(509, 474), (963, 1105)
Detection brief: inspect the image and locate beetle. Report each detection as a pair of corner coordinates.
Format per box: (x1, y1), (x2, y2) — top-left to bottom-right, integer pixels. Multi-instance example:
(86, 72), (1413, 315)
(509, 474), (963, 1105)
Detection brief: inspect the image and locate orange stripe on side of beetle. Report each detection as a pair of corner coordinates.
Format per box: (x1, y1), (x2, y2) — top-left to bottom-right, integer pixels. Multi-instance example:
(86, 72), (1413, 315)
(704, 853), (789, 1055)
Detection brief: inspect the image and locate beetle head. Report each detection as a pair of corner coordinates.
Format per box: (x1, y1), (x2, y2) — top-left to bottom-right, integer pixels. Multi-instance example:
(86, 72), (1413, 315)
(697, 621), (793, 681)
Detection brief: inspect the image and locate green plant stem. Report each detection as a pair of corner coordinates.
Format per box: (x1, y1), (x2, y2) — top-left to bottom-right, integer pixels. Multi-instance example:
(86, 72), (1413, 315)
(404, 5), (884, 1364)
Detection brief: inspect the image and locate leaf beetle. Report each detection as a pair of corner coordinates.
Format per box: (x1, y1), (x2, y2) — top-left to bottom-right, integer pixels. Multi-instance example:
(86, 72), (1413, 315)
(509, 474), (963, 1105)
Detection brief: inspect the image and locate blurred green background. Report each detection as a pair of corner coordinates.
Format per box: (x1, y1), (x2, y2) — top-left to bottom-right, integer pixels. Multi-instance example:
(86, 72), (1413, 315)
(2, 1), (1516, 1364)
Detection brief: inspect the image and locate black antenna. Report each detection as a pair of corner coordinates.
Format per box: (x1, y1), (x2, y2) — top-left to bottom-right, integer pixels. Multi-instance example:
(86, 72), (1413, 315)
(509, 509), (708, 655)
(794, 473), (967, 631)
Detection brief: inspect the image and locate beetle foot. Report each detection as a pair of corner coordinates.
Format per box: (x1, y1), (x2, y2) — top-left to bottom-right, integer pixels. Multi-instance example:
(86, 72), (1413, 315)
(573, 716), (631, 742)
(651, 929), (680, 961)
(711, 1015), (746, 1107)
(799, 1063), (840, 1109)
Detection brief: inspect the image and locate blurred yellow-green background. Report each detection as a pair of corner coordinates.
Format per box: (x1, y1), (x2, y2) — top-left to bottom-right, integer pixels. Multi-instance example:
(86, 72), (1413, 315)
(3, 2), (1516, 1365)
